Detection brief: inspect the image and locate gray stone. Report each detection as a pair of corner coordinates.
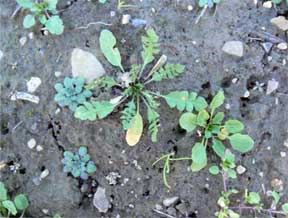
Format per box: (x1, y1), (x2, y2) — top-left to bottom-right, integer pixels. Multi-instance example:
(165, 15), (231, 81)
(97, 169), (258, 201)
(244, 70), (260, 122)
(222, 41), (244, 57)
(271, 16), (288, 31)
(71, 48), (105, 83)
(176, 203), (187, 215)
(266, 79), (279, 95)
(163, 196), (179, 207)
(167, 207), (177, 216)
(93, 187), (110, 213)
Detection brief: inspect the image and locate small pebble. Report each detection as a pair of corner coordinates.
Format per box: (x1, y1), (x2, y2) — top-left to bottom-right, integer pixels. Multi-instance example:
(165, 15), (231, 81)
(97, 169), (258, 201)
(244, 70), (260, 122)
(267, 146), (271, 150)
(225, 103), (231, 110)
(236, 165), (246, 174)
(55, 108), (61, 114)
(263, 1), (272, 8)
(271, 178), (284, 192)
(122, 14), (131, 25)
(187, 5), (193, 11)
(280, 152), (286, 157)
(259, 172), (264, 177)
(232, 78), (238, 84)
(155, 204), (163, 210)
(110, 11), (116, 17)
(32, 177), (41, 186)
(27, 77), (42, 93)
(267, 56), (272, 62)
(28, 32), (34, 39)
(27, 138), (37, 149)
(36, 145), (44, 152)
(40, 169), (50, 179)
(42, 209), (49, 214)
(163, 196), (179, 207)
(277, 42), (288, 50)
(266, 79), (279, 95)
(0, 50), (3, 61)
(243, 90), (250, 98)
(19, 36), (27, 46)
(54, 71), (61, 77)
(128, 204), (134, 209)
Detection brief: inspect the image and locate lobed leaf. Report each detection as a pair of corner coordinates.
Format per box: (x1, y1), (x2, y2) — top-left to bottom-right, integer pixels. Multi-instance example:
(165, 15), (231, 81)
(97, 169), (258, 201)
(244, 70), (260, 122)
(147, 108), (160, 142)
(121, 100), (136, 130)
(150, 64), (185, 82)
(99, 29), (124, 71)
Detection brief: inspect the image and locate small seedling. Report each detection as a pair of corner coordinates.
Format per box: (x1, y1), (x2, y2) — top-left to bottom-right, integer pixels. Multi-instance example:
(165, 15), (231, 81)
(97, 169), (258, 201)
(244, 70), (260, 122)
(0, 182), (29, 217)
(16, 0), (64, 35)
(70, 28), (185, 146)
(62, 146), (96, 180)
(54, 77), (92, 111)
(154, 91), (254, 188)
(199, 0), (221, 8)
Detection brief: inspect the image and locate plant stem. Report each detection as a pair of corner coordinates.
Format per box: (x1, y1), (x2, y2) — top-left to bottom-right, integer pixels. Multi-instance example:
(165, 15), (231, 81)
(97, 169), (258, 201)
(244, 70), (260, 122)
(229, 206), (286, 215)
(169, 157), (191, 161)
(152, 153), (174, 166)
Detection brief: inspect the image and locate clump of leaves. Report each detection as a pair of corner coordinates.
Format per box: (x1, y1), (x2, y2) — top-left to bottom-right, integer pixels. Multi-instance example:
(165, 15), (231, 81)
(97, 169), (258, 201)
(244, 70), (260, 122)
(62, 146), (96, 180)
(73, 28), (185, 146)
(54, 77), (92, 111)
(16, 0), (64, 35)
(199, 0), (221, 8)
(272, 0), (288, 5)
(0, 182), (29, 217)
(153, 91), (254, 188)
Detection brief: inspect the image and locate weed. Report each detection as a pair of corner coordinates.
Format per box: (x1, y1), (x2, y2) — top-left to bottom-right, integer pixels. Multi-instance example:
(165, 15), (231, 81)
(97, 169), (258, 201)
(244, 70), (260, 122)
(272, 0), (288, 5)
(16, 0), (64, 35)
(153, 91), (254, 188)
(62, 146), (96, 180)
(199, 0), (221, 8)
(0, 182), (29, 217)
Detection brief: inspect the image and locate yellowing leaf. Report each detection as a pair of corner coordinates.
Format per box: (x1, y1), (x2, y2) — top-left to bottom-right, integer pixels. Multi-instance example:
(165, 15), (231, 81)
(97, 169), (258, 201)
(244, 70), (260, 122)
(126, 112), (143, 146)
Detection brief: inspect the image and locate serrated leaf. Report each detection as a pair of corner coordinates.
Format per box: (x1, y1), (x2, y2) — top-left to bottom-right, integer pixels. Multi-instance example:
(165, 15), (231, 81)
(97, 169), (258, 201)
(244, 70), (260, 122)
(179, 112), (197, 132)
(224, 120), (244, 133)
(3, 200), (17, 215)
(14, 194), (29, 210)
(164, 91), (189, 111)
(212, 138), (225, 158)
(209, 166), (219, 175)
(45, 16), (64, 35)
(151, 64), (185, 82)
(0, 182), (7, 201)
(23, 14), (35, 28)
(147, 108), (159, 142)
(141, 28), (160, 69)
(229, 134), (254, 153)
(121, 100), (136, 130)
(99, 29), (124, 71)
(85, 76), (118, 90)
(126, 112), (143, 146)
(210, 90), (225, 112)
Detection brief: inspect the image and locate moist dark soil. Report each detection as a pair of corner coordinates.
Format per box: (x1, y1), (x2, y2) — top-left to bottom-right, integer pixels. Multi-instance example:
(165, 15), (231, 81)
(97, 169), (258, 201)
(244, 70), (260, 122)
(0, 0), (288, 218)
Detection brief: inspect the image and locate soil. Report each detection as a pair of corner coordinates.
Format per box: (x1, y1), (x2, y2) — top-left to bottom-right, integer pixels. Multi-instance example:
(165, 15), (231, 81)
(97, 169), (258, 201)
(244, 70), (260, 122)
(0, 0), (288, 218)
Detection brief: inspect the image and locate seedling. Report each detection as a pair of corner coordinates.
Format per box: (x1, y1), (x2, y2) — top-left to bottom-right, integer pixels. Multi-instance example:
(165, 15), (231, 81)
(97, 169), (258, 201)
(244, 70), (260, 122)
(0, 182), (29, 217)
(16, 0), (64, 35)
(199, 0), (221, 8)
(154, 91), (254, 188)
(62, 146), (96, 180)
(54, 77), (92, 112)
(72, 28), (185, 146)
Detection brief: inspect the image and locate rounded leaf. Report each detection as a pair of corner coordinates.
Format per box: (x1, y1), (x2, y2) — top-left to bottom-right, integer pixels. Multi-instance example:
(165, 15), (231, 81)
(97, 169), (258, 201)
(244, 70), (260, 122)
(78, 146), (88, 156)
(209, 166), (220, 175)
(192, 143), (207, 165)
(0, 182), (7, 201)
(229, 134), (254, 153)
(179, 112), (197, 132)
(23, 14), (35, 28)
(282, 203), (288, 213)
(126, 112), (143, 146)
(14, 194), (29, 210)
(86, 161), (96, 174)
(45, 16), (64, 35)
(224, 120), (244, 133)
(3, 200), (17, 215)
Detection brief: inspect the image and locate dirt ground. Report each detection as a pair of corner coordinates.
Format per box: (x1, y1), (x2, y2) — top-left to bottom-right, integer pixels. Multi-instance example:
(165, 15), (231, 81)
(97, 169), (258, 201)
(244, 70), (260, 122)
(0, 0), (288, 217)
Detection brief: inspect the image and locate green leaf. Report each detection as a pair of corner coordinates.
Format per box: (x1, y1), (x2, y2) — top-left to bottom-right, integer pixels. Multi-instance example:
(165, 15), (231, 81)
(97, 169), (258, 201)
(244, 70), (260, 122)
(212, 112), (224, 124)
(0, 182), (7, 201)
(121, 100), (136, 130)
(14, 194), (29, 210)
(229, 134), (254, 153)
(126, 112), (143, 146)
(147, 108), (160, 142)
(74, 101), (116, 121)
(99, 29), (124, 71)
(282, 203), (288, 213)
(45, 16), (64, 35)
(245, 192), (261, 205)
(179, 112), (197, 132)
(210, 90), (225, 112)
(212, 139), (225, 158)
(164, 91), (189, 111)
(47, 0), (58, 10)
(2, 200), (17, 215)
(86, 161), (96, 173)
(23, 14), (35, 28)
(227, 169), (237, 179)
(192, 143), (207, 164)
(271, 191), (280, 206)
(151, 64), (185, 82)
(191, 160), (207, 172)
(141, 28), (160, 69)
(16, 0), (33, 8)
(224, 120), (244, 133)
(39, 15), (47, 24)
(199, 0), (208, 7)
(85, 76), (118, 90)
(196, 110), (210, 127)
(272, 0), (282, 4)
(209, 166), (219, 175)
(99, 0), (107, 3)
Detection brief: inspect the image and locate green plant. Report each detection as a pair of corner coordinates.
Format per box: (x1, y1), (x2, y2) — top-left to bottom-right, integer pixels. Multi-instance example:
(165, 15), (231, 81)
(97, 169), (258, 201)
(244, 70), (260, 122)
(153, 91), (254, 188)
(54, 77), (92, 111)
(16, 0), (64, 35)
(272, 0), (288, 5)
(62, 146), (96, 180)
(72, 28), (185, 146)
(0, 182), (29, 217)
(199, 0), (221, 8)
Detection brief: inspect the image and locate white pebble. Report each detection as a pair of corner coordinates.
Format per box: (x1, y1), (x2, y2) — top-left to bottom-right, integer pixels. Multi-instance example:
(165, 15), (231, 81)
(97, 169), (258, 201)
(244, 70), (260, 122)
(27, 138), (36, 149)
(36, 145), (44, 152)
(236, 165), (246, 174)
(267, 146), (271, 150)
(232, 78), (238, 84)
(40, 169), (50, 179)
(259, 172), (264, 177)
(19, 36), (27, 46)
(28, 32), (34, 39)
(54, 71), (61, 77)
(122, 14), (131, 25)
(263, 1), (272, 8)
(110, 11), (116, 17)
(187, 5), (193, 11)
(277, 42), (288, 50)
(27, 77), (42, 93)
(243, 90), (250, 98)
(0, 50), (3, 61)
(280, 152), (286, 157)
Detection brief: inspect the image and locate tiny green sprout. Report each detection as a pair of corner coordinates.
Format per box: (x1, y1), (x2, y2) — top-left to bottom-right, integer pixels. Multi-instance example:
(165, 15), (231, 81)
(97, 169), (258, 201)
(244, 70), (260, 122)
(62, 146), (96, 180)
(199, 0), (221, 8)
(0, 182), (29, 217)
(16, 0), (64, 35)
(70, 28), (185, 146)
(54, 77), (92, 111)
